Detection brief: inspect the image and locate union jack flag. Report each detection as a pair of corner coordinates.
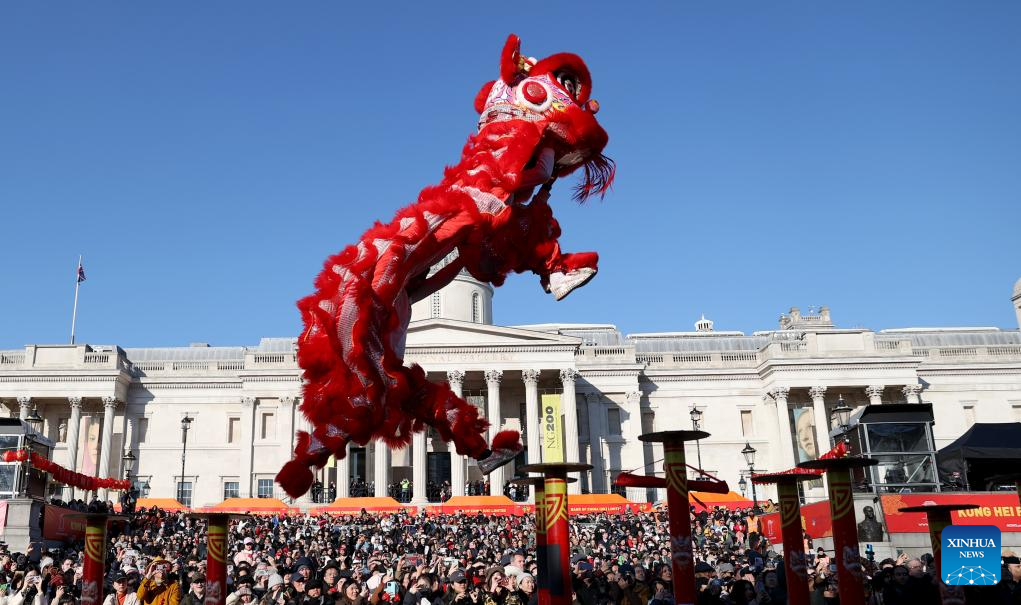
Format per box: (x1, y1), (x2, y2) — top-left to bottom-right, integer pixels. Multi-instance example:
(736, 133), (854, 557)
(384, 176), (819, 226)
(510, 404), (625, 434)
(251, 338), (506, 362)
(77, 262), (86, 283)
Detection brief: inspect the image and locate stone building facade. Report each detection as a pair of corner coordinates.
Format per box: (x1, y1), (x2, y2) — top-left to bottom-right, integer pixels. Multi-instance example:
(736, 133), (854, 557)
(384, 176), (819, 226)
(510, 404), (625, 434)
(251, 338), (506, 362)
(1, 275), (1019, 508)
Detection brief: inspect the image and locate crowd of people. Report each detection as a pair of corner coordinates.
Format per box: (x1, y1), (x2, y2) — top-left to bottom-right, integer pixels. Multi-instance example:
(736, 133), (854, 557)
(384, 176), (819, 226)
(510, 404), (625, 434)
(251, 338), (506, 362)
(312, 480), (533, 505)
(3, 502), (1019, 605)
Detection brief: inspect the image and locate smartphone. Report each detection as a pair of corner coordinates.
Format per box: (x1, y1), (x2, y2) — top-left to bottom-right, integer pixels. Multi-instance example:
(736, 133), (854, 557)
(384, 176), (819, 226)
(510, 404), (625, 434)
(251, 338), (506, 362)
(0, 584), (8, 592)
(384, 581), (399, 597)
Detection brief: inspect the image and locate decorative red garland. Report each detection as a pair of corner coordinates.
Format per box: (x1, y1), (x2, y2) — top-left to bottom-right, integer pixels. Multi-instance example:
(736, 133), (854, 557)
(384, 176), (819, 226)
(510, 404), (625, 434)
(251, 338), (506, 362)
(2, 450), (130, 491)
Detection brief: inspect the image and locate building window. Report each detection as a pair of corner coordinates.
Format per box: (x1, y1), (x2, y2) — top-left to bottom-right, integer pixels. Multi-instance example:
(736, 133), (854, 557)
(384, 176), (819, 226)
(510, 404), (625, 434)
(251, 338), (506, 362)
(472, 293), (481, 323)
(1011, 402), (1021, 423)
(257, 479), (274, 498)
(136, 418), (149, 444)
(223, 481), (239, 500)
(177, 481), (192, 507)
(260, 413), (275, 440)
(227, 417), (240, 444)
(740, 410), (754, 437)
(607, 408), (622, 436)
(431, 293), (441, 318)
(961, 402), (977, 427)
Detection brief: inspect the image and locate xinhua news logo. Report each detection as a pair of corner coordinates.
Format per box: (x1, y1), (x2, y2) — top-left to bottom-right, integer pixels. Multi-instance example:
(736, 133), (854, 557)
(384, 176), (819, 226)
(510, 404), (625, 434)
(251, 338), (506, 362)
(942, 525), (1000, 585)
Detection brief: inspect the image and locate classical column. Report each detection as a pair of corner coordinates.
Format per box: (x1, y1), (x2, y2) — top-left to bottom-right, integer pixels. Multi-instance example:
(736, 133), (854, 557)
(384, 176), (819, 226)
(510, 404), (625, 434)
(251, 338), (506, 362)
(484, 370), (504, 495)
(621, 391), (645, 501)
(239, 397), (256, 498)
(97, 397), (119, 500)
(585, 393), (605, 494)
(769, 387), (795, 471)
(809, 387), (830, 457)
(279, 396), (297, 468)
(411, 431), (428, 504)
(337, 442), (350, 499)
(447, 370), (466, 497)
(561, 368), (582, 494)
(902, 384), (922, 404)
(64, 397), (84, 500)
(373, 441), (388, 497)
(865, 385), (885, 406)
(17, 397), (31, 421)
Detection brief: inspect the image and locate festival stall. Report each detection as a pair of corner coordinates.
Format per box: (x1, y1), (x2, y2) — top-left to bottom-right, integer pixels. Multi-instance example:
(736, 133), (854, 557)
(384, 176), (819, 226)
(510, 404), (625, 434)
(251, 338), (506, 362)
(204, 498), (295, 515)
(312, 497), (410, 515)
(134, 498), (189, 511)
(567, 493), (651, 515)
(429, 496), (525, 516)
(689, 490), (753, 512)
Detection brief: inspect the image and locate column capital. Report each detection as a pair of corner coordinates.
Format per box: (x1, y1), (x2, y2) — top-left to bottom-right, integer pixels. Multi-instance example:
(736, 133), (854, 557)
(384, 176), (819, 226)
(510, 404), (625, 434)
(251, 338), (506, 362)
(101, 396), (119, 409)
(446, 369), (465, 387)
(68, 396), (83, 409)
(559, 368), (579, 385)
(280, 395), (297, 406)
(521, 369), (541, 385)
(902, 384), (922, 398)
(16, 396), (31, 408)
(241, 396), (256, 408)
(484, 369), (503, 385)
(808, 386), (827, 400)
(625, 391), (641, 407)
(865, 385), (885, 398)
(768, 386), (790, 401)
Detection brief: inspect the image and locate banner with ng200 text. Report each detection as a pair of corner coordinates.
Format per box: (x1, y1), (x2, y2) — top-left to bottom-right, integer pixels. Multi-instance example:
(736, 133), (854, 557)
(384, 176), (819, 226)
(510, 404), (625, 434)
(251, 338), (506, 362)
(541, 394), (563, 463)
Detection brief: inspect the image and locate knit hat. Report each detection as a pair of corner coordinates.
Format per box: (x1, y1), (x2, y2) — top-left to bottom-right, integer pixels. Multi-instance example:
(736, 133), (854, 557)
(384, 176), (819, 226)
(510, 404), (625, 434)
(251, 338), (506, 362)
(267, 574), (284, 590)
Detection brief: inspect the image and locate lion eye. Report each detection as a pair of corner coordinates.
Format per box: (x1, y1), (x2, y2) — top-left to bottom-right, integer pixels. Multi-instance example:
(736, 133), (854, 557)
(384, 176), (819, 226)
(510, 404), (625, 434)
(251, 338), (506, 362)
(556, 72), (578, 100)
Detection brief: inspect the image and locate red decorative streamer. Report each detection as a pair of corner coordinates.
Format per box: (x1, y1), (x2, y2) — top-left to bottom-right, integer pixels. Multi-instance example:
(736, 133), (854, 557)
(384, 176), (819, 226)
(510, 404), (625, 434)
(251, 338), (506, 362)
(2, 450), (130, 491)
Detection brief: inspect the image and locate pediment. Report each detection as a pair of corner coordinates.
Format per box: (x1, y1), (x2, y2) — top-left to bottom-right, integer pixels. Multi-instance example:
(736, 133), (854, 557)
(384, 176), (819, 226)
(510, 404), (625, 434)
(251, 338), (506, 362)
(406, 319), (581, 348)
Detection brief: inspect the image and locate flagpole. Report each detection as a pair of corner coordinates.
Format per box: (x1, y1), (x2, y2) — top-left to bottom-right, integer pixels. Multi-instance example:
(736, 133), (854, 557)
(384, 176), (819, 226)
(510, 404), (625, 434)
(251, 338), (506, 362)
(71, 255), (82, 344)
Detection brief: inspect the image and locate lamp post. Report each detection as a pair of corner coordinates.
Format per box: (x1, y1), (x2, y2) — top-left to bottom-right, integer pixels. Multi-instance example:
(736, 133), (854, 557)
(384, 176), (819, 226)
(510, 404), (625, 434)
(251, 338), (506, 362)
(741, 442), (758, 509)
(831, 396), (853, 448)
(122, 451), (136, 482)
(25, 406), (43, 433)
(689, 405), (704, 470)
(179, 416), (193, 505)
(738, 476), (747, 498)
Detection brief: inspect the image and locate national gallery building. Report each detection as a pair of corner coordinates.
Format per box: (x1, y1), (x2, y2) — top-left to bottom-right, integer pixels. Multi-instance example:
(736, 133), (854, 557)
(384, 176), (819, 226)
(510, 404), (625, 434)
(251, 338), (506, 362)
(1, 272), (1020, 509)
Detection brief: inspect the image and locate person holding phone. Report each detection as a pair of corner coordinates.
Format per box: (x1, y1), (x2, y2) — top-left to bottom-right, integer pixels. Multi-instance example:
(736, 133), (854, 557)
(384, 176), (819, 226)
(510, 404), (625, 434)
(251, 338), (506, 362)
(8, 571), (45, 605)
(137, 559), (180, 605)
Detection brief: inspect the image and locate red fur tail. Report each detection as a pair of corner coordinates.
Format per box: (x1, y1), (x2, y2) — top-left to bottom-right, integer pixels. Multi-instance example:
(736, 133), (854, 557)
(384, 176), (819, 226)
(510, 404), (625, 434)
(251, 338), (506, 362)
(492, 430), (521, 452)
(277, 460), (315, 499)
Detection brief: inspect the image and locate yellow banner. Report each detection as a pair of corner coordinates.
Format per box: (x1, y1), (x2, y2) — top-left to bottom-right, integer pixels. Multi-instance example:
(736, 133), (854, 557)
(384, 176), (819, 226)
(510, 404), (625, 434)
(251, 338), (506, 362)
(541, 394), (563, 463)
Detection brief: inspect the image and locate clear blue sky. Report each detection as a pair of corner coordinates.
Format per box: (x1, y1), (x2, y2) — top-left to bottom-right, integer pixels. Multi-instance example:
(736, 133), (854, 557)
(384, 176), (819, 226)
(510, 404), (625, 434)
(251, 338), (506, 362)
(2, 3), (1020, 348)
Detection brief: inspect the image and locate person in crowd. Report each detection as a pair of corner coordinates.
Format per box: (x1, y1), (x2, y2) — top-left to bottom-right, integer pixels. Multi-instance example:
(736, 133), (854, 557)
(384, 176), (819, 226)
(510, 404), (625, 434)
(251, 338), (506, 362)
(137, 560), (180, 605)
(179, 573), (204, 605)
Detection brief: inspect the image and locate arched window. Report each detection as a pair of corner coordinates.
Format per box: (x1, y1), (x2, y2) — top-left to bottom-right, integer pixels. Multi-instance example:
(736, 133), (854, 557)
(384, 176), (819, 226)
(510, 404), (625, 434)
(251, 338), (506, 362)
(431, 293), (441, 318)
(472, 292), (481, 323)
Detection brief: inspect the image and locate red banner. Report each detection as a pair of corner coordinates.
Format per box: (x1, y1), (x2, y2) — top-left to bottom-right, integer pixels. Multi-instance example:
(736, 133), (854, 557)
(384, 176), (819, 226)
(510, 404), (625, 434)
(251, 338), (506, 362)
(761, 500), (833, 544)
(43, 505), (87, 541)
(880, 493), (1021, 533)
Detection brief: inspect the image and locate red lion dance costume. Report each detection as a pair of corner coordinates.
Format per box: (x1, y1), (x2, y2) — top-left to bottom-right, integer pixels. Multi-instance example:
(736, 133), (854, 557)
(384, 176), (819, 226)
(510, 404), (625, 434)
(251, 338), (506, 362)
(278, 34), (613, 498)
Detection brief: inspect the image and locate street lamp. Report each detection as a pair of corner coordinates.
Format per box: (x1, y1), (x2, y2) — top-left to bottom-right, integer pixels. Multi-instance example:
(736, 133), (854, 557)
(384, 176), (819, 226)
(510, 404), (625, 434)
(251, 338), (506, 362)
(738, 476), (747, 497)
(741, 442), (758, 509)
(179, 416), (194, 505)
(25, 406), (43, 432)
(689, 405), (704, 470)
(122, 450), (136, 481)
(831, 395), (853, 447)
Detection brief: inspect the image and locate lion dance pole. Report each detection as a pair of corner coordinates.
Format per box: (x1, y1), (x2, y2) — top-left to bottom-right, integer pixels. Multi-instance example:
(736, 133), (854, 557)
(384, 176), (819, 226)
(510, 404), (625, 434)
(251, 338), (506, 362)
(798, 457), (877, 605)
(510, 476), (577, 605)
(898, 502), (978, 605)
(751, 471), (817, 605)
(79, 513), (126, 605)
(190, 513), (239, 605)
(519, 463), (591, 605)
(637, 430), (709, 605)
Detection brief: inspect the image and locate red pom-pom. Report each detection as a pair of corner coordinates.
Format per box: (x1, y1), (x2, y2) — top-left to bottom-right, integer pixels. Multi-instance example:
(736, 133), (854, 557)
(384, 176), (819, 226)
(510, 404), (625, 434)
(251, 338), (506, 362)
(491, 430), (521, 452)
(276, 460), (315, 499)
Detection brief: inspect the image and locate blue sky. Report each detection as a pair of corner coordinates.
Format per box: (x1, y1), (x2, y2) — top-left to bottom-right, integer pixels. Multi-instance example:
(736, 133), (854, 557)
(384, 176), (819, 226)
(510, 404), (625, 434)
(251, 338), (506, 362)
(2, 3), (1019, 348)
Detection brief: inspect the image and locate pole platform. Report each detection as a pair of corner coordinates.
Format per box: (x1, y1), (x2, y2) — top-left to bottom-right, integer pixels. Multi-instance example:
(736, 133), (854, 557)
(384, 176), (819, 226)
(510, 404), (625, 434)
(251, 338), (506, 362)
(518, 462), (593, 475)
(638, 430), (709, 443)
(752, 470), (820, 484)
(898, 503), (979, 515)
(797, 457), (879, 471)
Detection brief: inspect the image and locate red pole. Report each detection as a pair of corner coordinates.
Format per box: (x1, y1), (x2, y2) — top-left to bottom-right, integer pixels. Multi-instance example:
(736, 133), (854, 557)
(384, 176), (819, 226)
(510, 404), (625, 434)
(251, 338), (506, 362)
(752, 473), (815, 605)
(825, 466), (866, 605)
(663, 441), (696, 605)
(81, 515), (107, 605)
(899, 503), (977, 605)
(511, 478), (551, 605)
(204, 514), (230, 605)
(518, 462), (591, 605)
